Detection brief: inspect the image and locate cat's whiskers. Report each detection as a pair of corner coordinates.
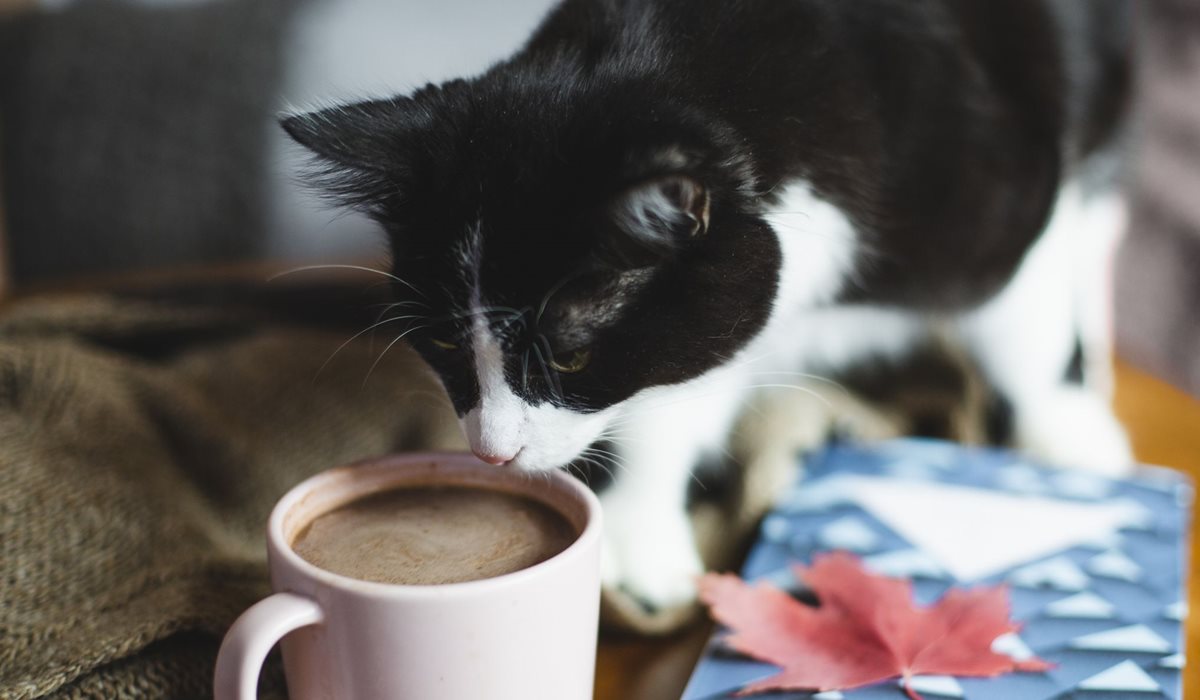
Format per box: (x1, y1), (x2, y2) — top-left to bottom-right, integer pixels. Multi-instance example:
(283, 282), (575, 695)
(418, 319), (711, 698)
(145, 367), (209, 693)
(582, 441), (627, 466)
(709, 348), (850, 393)
(393, 388), (456, 412)
(601, 379), (833, 431)
(562, 459), (593, 483)
(368, 302), (431, 353)
(741, 370), (850, 394)
(531, 335), (565, 401)
(268, 264), (429, 300)
(577, 446), (625, 479)
(496, 306), (533, 336)
(573, 453), (614, 481)
(314, 314), (426, 381)
(362, 325), (430, 388)
(536, 272), (584, 323)
(520, 348), (532, 392)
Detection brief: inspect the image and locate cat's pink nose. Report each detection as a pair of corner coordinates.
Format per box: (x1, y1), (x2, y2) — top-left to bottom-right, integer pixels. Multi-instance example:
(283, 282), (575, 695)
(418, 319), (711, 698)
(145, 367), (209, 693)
(472, 449), (517, 466)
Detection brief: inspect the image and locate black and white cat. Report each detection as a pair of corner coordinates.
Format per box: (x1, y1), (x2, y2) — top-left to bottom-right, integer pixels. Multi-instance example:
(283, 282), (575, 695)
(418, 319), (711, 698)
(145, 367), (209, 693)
(284, 0), (1134, 611)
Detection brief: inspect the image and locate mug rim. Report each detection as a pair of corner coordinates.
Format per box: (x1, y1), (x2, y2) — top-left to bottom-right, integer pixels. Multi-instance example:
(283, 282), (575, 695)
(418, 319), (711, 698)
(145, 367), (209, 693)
(267, 452), (603, 600)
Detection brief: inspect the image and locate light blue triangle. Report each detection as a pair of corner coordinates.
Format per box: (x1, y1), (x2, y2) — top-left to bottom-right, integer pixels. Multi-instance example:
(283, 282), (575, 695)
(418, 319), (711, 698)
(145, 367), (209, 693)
(1077, 660), (1161, 692)
(1070, 624), (1173, 654)
(1009, 556), (1089, 592)
(1159, 653), (1185, 670)
(1044, 591), (1117, 619)
(1051, 472), (1113, 500)
(816, 515), (879, 552)
(905, 675), (964, 698)
(1164, 600), (1187, 622)
(991, 632), (1036, 662)
(863, 549), (946, 580)
(1087, 550), (1142, 582)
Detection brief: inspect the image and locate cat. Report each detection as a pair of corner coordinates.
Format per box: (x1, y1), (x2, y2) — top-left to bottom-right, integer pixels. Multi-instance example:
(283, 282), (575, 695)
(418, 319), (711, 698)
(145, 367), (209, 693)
(282, 0), (1134, 612)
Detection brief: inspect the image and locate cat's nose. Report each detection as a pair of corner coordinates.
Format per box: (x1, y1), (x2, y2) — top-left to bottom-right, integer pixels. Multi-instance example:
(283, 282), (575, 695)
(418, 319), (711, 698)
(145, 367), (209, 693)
(472, 448), (518, 466)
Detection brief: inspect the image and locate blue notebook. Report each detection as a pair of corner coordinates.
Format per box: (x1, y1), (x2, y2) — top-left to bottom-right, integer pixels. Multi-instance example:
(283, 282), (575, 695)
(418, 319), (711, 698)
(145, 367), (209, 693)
(683, 439), (1191, 700)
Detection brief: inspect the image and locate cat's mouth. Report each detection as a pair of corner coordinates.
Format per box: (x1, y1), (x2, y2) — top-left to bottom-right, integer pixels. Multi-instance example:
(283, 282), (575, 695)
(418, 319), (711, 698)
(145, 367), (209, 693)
(459, 409), (611, 474)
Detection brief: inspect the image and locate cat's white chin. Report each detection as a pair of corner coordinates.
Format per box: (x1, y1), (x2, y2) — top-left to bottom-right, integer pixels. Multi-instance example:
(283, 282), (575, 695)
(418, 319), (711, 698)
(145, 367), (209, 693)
(505, 444), (590, 473)
(504, 437), (600, 475)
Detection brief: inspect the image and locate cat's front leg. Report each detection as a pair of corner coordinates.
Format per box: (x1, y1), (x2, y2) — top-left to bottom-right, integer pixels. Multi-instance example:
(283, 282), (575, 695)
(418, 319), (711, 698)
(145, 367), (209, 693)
(598, 373), (745, 613)
(959, 184), (1133, 475)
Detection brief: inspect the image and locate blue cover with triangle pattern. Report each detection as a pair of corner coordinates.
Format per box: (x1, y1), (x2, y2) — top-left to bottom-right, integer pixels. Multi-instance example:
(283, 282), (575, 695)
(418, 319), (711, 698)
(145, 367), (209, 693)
(682, 439), (1191, 700)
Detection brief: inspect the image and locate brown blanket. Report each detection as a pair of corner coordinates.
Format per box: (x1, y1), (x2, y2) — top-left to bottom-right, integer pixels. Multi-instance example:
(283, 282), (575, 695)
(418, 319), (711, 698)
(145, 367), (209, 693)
(0, 287), (926, 699)
(0, 291), (466, 699)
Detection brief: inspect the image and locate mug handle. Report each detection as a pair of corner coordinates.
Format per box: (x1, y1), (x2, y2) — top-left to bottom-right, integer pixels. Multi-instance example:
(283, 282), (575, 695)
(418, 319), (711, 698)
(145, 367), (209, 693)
(213, 592), (324, 700)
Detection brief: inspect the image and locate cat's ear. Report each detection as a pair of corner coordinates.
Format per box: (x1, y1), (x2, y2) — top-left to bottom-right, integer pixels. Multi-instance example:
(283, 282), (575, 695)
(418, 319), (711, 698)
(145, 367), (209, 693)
(607, 176), (711, 263)
(280, 98), (420, 173)
(280, 98), (432, 208)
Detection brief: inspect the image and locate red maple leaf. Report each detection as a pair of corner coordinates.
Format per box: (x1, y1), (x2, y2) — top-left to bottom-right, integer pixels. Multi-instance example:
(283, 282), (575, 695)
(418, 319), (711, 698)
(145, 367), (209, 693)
(698, 552), (1052, 699)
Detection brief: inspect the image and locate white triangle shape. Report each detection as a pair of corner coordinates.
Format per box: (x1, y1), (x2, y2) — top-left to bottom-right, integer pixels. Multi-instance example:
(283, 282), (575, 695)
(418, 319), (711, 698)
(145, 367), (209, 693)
(863, 549), (946, 580)
(1009, 556), (1090, 592)
(817, 515), (879, 552)
(1070, 624), (1173, 654)
(1077, 660), (1161, 692)
(1044, 591), (1117, 619)
(1051, 471), (1113, 500)
(778, 475), (857, 513)
(992, 632), (1035, 662)
(1109, 498), (1155, 530)
(905, 675), (964, 698)
(1164, 600), (1187, 622)
(1088, 550), (1143, 582)
(821, 476), (1139, 581)
(1158, 652), (1185, 670)
(1079, 530), (1123, 551)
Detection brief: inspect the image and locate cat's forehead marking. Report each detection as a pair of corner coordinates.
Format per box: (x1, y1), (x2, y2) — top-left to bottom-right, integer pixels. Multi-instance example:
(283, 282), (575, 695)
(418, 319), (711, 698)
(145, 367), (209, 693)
(458, 218), (484, 314)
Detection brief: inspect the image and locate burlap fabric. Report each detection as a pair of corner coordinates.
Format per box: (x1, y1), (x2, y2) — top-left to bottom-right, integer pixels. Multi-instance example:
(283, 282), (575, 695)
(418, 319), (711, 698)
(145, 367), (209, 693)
(0, 290), (466, 699)
(0, 286), (939, 699)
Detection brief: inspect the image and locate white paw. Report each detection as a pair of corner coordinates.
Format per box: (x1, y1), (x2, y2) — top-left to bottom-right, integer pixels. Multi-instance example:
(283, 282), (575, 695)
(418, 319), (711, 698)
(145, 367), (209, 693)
(600, 499), (703, 612)
(1016, 386), (1134, 478)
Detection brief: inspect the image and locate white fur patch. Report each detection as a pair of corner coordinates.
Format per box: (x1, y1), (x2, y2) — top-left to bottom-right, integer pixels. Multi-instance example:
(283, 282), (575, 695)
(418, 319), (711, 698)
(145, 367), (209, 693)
(463, 324), (526, 462)
(762, 181), (860, 308)
(748, 181), (924, 376)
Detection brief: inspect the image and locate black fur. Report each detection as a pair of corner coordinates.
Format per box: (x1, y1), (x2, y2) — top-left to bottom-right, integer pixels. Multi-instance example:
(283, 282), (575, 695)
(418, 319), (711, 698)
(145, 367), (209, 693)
(283, 0), (1130, 417)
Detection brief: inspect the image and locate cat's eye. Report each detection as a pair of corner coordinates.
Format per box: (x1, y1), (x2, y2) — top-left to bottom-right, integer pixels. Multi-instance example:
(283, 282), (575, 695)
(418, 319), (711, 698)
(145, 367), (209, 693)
(430, 339), (458, 351)
(550, 348), (591, 374)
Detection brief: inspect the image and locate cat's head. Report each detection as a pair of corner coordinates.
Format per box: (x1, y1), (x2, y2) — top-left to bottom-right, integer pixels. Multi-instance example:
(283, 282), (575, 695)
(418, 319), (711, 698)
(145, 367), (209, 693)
(283, 75), (780, 471)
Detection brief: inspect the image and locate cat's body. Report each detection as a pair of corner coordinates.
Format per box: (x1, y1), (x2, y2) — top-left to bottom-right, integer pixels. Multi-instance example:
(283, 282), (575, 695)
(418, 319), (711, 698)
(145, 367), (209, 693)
(285, 0), (1134, 611)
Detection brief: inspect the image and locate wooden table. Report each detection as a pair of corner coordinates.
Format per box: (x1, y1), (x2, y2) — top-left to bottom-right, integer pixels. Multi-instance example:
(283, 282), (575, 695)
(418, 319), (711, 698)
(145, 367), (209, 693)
(593, 360), (1200, 699)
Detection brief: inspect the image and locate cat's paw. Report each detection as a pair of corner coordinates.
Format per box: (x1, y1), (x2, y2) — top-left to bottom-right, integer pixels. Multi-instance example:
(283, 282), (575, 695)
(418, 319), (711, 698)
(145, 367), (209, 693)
(1016, 386), (1134, 477)
(600, 502), (703, 614)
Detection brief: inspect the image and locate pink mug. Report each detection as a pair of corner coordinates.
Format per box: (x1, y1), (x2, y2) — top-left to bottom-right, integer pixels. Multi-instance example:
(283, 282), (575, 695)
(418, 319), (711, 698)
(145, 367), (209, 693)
(213, 453), (603, 700)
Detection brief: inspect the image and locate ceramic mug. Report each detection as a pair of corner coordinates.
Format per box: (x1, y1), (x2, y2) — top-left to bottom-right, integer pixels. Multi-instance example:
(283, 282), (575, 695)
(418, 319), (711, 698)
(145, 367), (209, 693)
(213, 453), (603, 700)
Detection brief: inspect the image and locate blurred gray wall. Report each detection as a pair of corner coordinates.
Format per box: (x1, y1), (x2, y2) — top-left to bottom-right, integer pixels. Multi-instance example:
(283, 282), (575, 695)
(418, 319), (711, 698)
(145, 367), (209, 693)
(0, 0), (556, 285)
